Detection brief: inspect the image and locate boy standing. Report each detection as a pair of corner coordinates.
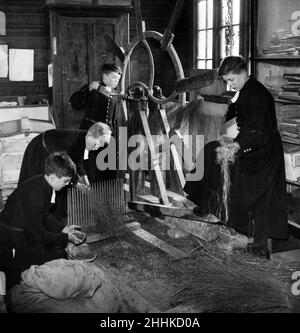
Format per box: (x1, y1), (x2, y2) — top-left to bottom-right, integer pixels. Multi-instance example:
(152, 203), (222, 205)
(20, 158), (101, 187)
(70, 63), (122, 131)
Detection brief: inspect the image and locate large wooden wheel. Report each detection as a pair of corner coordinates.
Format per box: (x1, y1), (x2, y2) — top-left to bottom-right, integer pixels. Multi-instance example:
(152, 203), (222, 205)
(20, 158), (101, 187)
(119, 0), (187, 106)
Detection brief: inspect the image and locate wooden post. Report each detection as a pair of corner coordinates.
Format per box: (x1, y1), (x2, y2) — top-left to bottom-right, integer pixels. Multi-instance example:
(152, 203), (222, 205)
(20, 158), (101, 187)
(133, 0), (145, 40)
(139, 108), (170, 206)
(127, 99), (145, 201)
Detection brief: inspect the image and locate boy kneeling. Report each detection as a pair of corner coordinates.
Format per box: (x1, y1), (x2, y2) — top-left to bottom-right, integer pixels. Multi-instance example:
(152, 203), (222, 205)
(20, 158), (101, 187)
(0, 152), (82, 291)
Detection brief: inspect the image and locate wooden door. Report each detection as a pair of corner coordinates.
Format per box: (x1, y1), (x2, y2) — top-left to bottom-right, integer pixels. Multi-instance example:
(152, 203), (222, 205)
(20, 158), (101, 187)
(50, 11), (128, 128)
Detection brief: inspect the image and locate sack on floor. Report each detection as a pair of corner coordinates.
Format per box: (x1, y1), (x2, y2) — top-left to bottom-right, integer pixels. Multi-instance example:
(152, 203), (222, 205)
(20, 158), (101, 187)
(7, 259), (122, 313)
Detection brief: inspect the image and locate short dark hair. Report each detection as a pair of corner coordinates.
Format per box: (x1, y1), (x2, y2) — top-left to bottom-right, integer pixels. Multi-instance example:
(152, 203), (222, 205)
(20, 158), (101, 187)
(87, 122), (111, 138)
(44, 151), (77, 179)
(218, 56), (247, 76)
(101, 63), (122, 76)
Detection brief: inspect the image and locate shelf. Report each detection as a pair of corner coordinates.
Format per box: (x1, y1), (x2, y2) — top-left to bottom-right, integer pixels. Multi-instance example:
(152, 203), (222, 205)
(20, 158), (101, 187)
(275, 99), (300, 105)
(282, 138), (300, 145)
(286, 179), (300, 186)
(254, 57), (300, 61)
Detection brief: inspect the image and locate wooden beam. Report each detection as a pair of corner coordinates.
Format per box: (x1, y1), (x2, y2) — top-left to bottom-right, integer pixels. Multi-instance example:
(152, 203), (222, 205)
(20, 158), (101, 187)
(271, 249), (300, 263)
(139, 110), (170, 205)
(158, 216), (220, 242)
(128, 200), (220, 224)
(288, 219), (300, 230)
(175, 70), (218, 93)
(137, 194), (160, 204)
(161, 0), (185, 51)
(132, 228), (189, 260)
(86, 221), (140, 243)
(133, 0), (145, 40)
(159, 108), (186, 190)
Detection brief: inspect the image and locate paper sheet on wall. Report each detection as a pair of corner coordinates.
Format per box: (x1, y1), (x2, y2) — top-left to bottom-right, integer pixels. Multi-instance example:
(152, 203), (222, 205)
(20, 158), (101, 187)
(9, 49), (34, 81)
(48, 63), (53, 87)
(0, 11), (5, 35)
(0, 44), (8, 77)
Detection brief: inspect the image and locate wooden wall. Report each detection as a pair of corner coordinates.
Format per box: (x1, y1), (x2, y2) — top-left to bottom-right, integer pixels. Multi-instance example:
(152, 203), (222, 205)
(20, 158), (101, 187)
(0, 0), (193, 105)
(0, 0), (49, 103)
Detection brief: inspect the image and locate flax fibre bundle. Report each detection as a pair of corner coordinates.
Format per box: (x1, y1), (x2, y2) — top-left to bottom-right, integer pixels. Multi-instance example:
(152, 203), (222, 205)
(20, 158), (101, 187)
(170, 246), (300, 313)
(90, 211), (300, 313)
(93, 200), (134, 241)
(215, 136), (240, 222)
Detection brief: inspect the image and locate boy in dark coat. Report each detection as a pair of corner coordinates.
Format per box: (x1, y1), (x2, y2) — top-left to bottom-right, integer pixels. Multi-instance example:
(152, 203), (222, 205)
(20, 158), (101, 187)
(70, 63), (125, 181)
(0, 152), (82, 290)
(18, 122), (112, 188)
(70, 63), (122, 131)
(17, 122), (112, 219)
(184, 56), (288, 259)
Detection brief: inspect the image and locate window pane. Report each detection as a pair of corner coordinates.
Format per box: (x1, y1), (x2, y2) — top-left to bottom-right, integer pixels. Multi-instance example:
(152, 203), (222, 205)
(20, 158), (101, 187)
(198, 30), (206, 59)
(198, 0), (207, 30)
(232, 0), (240, 24)
(206, 60), (213, 69)
(207, 0), (213, 29)
(207, 29), (213, 58)
(197, 60), (206, 69)
(195, 0), (242, 71)
(232, 25), (240, 55)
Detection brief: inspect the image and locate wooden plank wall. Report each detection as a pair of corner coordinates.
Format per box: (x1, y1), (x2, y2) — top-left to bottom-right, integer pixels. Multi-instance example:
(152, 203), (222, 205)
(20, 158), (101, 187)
(0, 0), (49, 103)
(0, 0), (193, 103)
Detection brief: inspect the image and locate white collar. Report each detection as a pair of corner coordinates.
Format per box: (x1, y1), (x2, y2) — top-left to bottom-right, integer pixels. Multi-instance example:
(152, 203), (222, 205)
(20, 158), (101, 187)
(84, 148), (89, 160)
(51, 189), (56, 204)
(231, 91), (240, 103)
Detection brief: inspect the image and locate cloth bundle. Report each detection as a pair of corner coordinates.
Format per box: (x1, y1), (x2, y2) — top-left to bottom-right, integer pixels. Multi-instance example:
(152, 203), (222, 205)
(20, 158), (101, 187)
(20, 259), (102, 299)
(8, 259), (122, 313)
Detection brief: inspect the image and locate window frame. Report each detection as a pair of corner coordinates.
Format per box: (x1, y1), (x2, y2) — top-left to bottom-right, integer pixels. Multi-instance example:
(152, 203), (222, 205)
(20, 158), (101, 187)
(193, 0), (250, 69)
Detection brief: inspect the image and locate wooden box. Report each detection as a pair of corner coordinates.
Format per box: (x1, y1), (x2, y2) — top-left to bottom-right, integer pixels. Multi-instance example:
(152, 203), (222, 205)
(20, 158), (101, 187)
(0, 105), (51, 123)
(0, 105), (56, 203)
(0, 133), (40, 188)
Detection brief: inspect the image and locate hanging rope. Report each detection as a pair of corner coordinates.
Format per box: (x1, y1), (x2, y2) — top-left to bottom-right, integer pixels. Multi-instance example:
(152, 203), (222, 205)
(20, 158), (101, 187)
(224, 0), (234, 56)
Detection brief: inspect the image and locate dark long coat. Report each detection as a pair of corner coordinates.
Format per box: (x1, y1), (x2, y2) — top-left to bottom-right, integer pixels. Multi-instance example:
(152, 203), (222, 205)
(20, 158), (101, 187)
(70, 81), (126, 181)
(184, 77), (289, 240)
(18, 129), (88, 186)
(69, 80), (119, 131)
(17, 129), (95, 219)
(0, 175), (69, 289)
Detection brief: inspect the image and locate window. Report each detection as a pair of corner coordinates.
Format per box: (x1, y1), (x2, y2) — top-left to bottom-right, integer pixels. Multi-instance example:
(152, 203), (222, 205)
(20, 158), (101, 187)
(195, 0), (247, 69)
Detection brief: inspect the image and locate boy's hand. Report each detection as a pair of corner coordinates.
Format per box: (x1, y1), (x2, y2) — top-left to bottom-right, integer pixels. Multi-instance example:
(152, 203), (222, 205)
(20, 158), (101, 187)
(68, 232), (83, 245)
(62, 224), (81, 234)
(76, 182), (91, 192)
(89, 81), (100, 91)
(77, 176), (91, 191)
